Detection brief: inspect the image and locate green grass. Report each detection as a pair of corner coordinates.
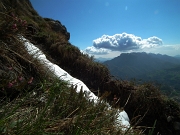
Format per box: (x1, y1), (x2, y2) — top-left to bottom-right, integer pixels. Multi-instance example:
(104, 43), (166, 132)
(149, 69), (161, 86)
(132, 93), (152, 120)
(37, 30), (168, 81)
(0, 79), (137, 135)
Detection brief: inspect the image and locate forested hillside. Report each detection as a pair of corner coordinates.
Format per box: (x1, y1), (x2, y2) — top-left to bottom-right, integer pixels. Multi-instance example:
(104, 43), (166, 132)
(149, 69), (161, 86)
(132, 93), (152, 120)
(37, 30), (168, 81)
(103, 52), (180, 101)
(103, 52), (180, 80)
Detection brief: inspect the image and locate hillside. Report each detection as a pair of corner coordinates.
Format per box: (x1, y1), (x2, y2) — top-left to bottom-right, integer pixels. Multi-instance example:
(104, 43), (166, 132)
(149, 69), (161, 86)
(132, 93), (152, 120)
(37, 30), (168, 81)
(1, 0), (180, 134)
(175, 55), (180, 60)
(138, 65), (180, 102)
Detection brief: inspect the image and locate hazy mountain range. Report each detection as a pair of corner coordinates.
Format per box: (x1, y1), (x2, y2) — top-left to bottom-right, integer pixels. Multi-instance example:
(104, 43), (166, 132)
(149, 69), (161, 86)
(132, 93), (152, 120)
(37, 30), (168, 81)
(103, 52), (180, 100)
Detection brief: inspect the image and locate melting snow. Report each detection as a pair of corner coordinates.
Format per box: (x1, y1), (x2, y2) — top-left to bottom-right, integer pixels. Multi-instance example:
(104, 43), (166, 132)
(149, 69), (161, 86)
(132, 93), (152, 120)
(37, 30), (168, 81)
(117, 110), (130, 130)
(21, 36), (130, 130)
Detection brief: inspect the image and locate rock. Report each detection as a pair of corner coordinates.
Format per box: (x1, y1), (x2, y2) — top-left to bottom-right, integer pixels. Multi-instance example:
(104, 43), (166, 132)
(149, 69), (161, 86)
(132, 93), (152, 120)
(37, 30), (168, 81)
(44, 18), (70, 40)
(167, 116), (174, 122)
(173, 122), (180, 131)
(27, 24), (37, 35)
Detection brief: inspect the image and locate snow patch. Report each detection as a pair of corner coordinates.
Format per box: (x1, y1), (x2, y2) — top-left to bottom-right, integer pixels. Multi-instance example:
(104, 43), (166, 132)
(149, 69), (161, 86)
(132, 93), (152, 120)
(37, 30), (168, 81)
(22, 37), (98, 102)
(21, 36), (130, 130)
(116, 110), (130, 131)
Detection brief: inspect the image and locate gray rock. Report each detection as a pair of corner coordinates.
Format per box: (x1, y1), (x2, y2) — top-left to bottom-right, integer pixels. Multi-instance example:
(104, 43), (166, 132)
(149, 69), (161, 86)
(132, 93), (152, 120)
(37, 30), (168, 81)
(173, 122), (180, 131)
(167, 116), (174, 122)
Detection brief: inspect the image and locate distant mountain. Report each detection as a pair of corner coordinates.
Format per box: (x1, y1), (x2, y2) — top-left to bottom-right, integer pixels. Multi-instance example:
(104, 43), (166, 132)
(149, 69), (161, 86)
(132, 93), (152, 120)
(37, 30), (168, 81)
(174, 55), (180, 60)
(175, 55), (180, 57)
(103, 52), (180, 100)
(95, 57), (112, 62)
(103, 52), (180, 80)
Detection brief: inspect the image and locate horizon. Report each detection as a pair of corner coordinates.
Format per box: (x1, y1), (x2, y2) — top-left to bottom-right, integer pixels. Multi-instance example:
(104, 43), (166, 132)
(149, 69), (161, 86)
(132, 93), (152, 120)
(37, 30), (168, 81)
(30, 0), (180, 59)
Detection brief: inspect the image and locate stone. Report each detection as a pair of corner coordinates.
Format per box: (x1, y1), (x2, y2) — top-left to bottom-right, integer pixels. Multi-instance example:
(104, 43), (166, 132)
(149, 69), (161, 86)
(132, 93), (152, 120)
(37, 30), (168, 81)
(173, 122), (180, 131)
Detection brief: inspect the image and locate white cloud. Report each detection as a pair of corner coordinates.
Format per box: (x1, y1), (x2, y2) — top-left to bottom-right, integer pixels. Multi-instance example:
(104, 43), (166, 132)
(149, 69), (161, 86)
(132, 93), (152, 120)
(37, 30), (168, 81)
(91, 44), (180, 60)
(93, 33), (162, 50)
(140, 36), (163, 48)
(142, 44), (180, 56)
(84, 33), (163, 56)
(84, 46), (111, 55)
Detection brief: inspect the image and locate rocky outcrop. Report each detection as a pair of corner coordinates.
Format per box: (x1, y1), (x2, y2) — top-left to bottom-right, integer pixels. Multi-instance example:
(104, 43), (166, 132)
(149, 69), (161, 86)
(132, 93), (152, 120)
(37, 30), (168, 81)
(167, 116), (180, 134)
(44, 18), (70, 41)
(26, 24), (38, 35)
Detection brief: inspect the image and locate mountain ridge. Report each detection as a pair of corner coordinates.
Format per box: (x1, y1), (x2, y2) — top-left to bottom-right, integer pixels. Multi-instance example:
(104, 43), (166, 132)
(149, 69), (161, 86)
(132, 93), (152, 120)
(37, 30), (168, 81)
(103, 52), (180, 102)
(104, 52), (180, 79)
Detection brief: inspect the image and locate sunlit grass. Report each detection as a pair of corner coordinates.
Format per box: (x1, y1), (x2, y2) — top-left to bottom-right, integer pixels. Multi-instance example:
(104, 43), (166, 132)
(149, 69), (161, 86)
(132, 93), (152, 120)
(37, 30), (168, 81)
(0, 79), (134, 135)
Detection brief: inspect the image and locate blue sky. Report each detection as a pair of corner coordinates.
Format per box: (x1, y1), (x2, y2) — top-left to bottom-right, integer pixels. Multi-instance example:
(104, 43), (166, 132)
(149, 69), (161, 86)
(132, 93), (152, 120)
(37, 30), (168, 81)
(30, 0), (180, 58)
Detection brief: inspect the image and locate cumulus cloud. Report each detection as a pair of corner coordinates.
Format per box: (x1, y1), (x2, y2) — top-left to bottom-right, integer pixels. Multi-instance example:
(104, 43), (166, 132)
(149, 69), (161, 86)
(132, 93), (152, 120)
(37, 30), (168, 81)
(140, 36), (163, 48)
(84, 46), (111, 55)
(84, 33), (163, 55)
(94, 33), (162, 50)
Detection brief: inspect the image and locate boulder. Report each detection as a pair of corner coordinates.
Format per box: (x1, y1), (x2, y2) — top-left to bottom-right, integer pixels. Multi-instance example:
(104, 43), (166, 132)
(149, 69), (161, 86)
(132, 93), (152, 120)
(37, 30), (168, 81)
(173, 122), (180, 131)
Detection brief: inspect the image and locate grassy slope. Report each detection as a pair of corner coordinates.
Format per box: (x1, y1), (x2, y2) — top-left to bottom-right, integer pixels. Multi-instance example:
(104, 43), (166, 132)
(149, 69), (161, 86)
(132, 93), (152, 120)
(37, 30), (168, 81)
(1, 0), (180, 134)
(0, 1), (133, 134)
